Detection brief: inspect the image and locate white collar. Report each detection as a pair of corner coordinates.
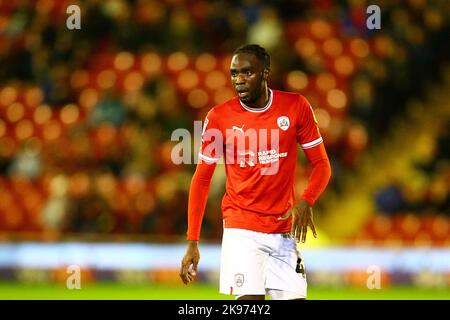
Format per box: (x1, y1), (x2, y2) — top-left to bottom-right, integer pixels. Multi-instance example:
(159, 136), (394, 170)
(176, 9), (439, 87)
(239, 89), (273, 113)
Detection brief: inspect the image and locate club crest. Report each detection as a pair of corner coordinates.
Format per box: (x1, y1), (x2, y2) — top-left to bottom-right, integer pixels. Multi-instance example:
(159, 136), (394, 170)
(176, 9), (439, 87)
(234, 273), (244, 287)
(277, 116), (290, 131)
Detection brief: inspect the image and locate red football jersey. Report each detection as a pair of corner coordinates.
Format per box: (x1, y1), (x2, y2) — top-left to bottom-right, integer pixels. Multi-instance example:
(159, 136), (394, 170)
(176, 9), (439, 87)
(198, 89), (324, 234)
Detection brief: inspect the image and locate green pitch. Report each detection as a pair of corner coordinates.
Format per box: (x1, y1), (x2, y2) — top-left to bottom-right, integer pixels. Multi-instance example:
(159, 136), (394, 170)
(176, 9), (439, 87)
(0, 282), (448, 300)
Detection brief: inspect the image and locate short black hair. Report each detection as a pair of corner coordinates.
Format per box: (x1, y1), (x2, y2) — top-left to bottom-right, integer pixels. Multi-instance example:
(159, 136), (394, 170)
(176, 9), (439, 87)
(233, 44), (271, 70)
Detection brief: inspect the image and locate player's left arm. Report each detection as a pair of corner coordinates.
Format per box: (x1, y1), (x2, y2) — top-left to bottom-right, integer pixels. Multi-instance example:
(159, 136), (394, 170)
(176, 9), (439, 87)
(279, 97), (332, 242)
(299, 142), (332, 207)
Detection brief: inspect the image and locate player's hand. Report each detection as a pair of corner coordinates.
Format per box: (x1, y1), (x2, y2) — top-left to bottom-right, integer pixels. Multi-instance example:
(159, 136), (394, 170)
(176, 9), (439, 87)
(180, 240), (200, 285)
(278, 199), (317, 243)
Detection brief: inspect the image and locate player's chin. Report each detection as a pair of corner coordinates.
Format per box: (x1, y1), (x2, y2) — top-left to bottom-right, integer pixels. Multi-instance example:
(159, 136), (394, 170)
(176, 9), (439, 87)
(238, 94), (254, 104)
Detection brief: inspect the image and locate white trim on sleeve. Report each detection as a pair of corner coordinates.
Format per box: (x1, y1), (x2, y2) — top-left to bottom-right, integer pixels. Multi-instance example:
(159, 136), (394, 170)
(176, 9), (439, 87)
(300, 137), (323, 149)
(198, 153), (219, 163)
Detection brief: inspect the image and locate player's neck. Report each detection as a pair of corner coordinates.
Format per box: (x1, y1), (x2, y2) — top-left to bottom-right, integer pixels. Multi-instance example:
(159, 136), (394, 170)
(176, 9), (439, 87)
(246, 87), (270, 109)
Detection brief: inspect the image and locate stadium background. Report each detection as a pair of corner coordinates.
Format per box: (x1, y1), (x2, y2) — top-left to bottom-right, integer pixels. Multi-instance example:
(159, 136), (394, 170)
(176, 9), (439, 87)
(0, 0), (448, 299)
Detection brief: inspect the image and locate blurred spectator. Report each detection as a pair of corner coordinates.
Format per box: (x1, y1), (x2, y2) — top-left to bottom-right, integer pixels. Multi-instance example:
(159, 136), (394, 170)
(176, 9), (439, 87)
(375, 184), (407, 216)
(88, 89), (127, 127)
(67, 172), (114, 233)
(41, 174), (70, 231)
(247, 7), (283, 52)
(41, 64), (72, 106)
(7, 141), (42, 179)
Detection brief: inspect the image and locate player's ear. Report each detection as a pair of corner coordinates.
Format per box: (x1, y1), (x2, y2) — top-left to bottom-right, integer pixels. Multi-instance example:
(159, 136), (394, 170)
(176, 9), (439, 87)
(263, 68), (270, 81)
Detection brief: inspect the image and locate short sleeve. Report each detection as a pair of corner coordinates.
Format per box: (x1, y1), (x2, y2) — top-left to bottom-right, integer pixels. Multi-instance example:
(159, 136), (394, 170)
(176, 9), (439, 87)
(296, 96), (323, 150)
(199, 109), (224, 163)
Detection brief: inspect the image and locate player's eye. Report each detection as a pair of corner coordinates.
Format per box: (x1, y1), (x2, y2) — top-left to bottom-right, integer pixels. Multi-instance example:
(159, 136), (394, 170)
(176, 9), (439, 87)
(246, 71), (252, 76)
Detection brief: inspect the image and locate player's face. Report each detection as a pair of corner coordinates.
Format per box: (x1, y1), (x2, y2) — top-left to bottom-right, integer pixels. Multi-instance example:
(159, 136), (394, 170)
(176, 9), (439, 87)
(230, 53), (268, 104)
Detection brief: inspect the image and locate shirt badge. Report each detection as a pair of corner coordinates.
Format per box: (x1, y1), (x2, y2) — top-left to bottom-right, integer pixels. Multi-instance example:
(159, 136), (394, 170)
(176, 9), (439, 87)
(277, 116), (290, 131)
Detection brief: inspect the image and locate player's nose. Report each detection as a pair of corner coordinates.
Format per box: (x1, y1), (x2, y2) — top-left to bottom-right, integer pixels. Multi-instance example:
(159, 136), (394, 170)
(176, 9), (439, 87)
(234, 74), (246, 85)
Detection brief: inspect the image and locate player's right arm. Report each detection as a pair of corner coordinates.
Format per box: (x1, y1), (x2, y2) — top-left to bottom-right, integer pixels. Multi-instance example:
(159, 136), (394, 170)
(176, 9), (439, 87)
(180, 111), (222, 285)
(180, 160), (216, 285)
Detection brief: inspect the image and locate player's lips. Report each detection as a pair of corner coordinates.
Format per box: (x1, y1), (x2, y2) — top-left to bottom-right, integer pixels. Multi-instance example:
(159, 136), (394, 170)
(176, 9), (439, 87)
(238, 91), (249, 98)
(236, 88), (249, 98)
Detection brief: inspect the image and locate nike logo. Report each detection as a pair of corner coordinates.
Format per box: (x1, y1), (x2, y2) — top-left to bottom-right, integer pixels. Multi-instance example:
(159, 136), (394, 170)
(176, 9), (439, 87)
(232, 125), (245, 134)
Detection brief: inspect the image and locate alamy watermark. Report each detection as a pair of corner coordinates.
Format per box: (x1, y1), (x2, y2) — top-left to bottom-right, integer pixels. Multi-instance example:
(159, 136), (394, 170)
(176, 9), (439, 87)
(65, 4), (380, 31)
(66, 5), (81, 30)
(66, 265), (81, 289)
(366, 265), (382, 289)
(367, 5), (381, 30)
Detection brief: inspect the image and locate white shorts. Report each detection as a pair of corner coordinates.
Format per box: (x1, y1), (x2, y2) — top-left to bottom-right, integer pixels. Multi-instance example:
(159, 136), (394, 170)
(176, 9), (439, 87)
(219, 228), (307, 300)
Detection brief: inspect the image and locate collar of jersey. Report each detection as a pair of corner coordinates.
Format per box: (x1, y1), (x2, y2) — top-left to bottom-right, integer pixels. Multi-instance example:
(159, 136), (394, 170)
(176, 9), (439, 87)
(239, 89), (273, 113)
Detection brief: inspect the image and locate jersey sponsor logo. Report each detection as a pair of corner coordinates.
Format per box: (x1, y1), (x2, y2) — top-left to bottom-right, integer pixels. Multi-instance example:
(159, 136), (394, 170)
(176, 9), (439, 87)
(231, 124), (245, 134)
(237, 149), (287, 167)
(234, 273), (244, 287)
(277, 116), (290, 131)
(257, 149), (287, 164)
(237, 150), (255, 168)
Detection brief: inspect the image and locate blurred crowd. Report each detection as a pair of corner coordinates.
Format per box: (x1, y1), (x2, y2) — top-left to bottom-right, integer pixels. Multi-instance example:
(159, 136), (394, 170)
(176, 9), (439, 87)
(0, 0), (448, 241)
